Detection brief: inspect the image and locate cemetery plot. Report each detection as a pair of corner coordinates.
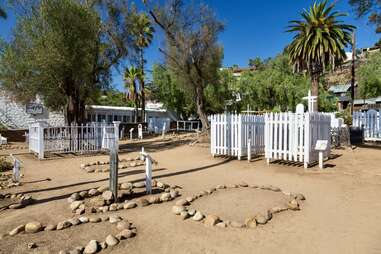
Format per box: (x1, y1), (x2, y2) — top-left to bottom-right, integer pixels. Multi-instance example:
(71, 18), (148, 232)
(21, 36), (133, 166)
(79, 157), (145, 174)
(0, 192), (34, 211)
(171, 183), (305, 229)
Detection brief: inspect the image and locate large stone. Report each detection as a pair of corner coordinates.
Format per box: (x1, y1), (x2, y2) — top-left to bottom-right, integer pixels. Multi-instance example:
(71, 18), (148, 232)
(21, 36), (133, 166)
(68, 218), (81, 226)
(288, 199), (300, 210)
(116, 229), (135, 240)
(265, 210), (273, 221)
(192, 211), (204, 221)
(79, 191), (88, 199)
(133, 182), (145, 188)
(70, 201), (84, 211)
(85, 167), (95, 173)
(188, 209), (196, 216)
(44, 224), (56, 231)
(120, 182), (133, 190)
(102, 191), (114, 202)
(88, 189), (99, 196)
(239, 182), (249, 187)
(172, 205), (186, 215)
(105, 235), (119, 247)
(230, 221), (245, 228)
(109, 215), (122, 224)
(216, 222), (227, 228)
(180, 211), (189, 220)
(25, 221), (42, 233)
(9, 225), (25, 236)
(216, 184), (226, 189)
(269, 186), (281, 192)
(245, 218), (257, 228)
(204, 215), (220, 226)
(148, 196), (160, 204)
(89, 217), (101, 223)
(270, 206), (287, 214)
(89, 197), (105, 207)
(175, 199), (189, 206)
(98, 185), (109, 193)
(116, 221), (131, 231)
(84, 240), (99, 254)
(137, 198), (150, 207)
(160, 193), (171, 202)
(295, 193), (306, 201)
(70, 193), (81, 201)
(124, 201), (137, 209)
(57, 221), (72, 230)
(170, 190), (179, 199)
(255, 214), (268, 225)
(185, 196), (195, 203)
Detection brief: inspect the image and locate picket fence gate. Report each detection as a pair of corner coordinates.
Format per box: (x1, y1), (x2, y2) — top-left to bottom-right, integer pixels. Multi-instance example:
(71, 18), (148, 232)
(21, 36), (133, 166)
(210, 114), (265, 159)
(352, 110), (381, 141)
(264, 112), (331, 168)
(29, 121), (119, 159)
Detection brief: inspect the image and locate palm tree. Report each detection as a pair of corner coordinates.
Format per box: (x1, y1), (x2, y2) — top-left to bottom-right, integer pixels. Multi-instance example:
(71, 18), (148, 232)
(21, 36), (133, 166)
(124, 67), (142, 122)
(287, 0), (355, 111)
(134, 13), (154, 122)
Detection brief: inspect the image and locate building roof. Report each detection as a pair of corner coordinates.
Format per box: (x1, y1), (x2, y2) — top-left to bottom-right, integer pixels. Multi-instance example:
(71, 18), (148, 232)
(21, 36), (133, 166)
(87, 105), (167, 113)
(353, 97), (381, 105)
(328, 84), (351, 94)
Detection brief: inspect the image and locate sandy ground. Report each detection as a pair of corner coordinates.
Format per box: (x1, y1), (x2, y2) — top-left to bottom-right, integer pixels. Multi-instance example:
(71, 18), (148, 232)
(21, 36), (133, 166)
(0, 136), (381, 254)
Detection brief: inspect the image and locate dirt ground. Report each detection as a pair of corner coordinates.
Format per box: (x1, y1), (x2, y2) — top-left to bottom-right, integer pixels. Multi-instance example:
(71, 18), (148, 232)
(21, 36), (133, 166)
(0, 135), (381, 254)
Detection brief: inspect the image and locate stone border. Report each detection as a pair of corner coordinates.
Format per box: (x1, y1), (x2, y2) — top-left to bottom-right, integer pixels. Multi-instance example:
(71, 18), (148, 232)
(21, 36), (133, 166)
(2, 214), (137, 254)
(80, 156), (145, 173)
(0, 145), (28, 150)
(68, 180), (181, 215)
(0, 192), (34, 211)
(171, 182), (305, 229)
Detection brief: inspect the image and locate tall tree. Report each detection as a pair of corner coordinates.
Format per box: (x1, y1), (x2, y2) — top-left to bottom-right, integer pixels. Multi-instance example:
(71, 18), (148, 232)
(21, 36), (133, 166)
(358, 51), (381, 98)
(145, 0), (224, 131)
(349, 0), (381, 33)
(287, 0), (354, 111)
(124, 66), (141, 122)
(129, 12), (154, 122)
(0, 0), (136, 125)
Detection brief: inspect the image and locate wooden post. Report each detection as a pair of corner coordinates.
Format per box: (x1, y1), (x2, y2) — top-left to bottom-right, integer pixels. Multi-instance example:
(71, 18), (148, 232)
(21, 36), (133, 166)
(247, 138), (251, 162)
(145, 156), (152, 194)
(319, 151), (324, 169)
(109, 147), (118, 202)
(138, 124), (143, 139)
(129, 128), (134, 141)
(350, 31), (356, 115)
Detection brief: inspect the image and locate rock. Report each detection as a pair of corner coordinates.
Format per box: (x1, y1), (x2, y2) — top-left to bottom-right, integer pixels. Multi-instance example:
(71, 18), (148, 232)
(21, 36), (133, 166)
(70, 201), (84, 211)
(109, 215), (122, 224)
(105, 234), (119, 247)
(206, 188), (216, 194)
(175, 199), (189, 206)
(216, 184), (226, 189)
(8, 203), (24, 209)
(160, 193), (171, 202)
(68, 218), (81, 226)
(260, 185), (272, 190)
(216, 222), (227, 228)
(192, 211), (204, 221)
(20, 195), (34, 205)
(270, 206), (287, 214)
(85, 167), (95, 173)
(27, 242), (37, 249)
(25, 221), (42, 233)
(116, 229), (135, 240)
(188, 208), (196, 216)
(180, 211), (190, 220)
(57, 221), (72, 230)
(70, 193), (81, 201)
(288, 199), (300, 210)
(239, 182), (248, 187)
(227, 184), (239, 188)
(101, 216), (109, 222)
(89, 217), (101, 223)
(172, 205), (186, 215)
(9, 225), (25, 236)
(157, 182), (165, 188)
(265, 210), (273, 221)
(170, 190), (179, 199)
(151, 179), (157, 187)
(255, 214), (268, 225)
(133, 182), (145, 188)
(109, 203), (118, 211)
(44, 224), (56, 231)
(102, 191), (114, 202)
(124, 201), (137, 209)
(88, 189), (99, 196)
(120, 182), (133, 190)
(98, 185), (109, 193)
(84, 240), (99, 254)
(100, 206), (109, 213)
(101, 168), (110, 173)
(204, 215), (220, 226)
(185, 196), (195, 203)
(295, 193), (306, 201)
(79, 191), (88, 198)
(137, 198), (150, 207)
(116, 221), (131, 231)
(100, 242), (107, 250)
(245, 218), (257, 228)
(230, 221), (245, 228)
(69, 249), (81, 254)
(148, 196), (160, 204)
(75, 208), (85, 215)
(269, 186), (281, 192)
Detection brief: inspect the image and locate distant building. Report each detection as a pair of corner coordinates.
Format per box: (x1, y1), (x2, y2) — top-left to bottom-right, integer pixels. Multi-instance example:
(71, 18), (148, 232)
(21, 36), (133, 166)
(220, 66), (256, 78)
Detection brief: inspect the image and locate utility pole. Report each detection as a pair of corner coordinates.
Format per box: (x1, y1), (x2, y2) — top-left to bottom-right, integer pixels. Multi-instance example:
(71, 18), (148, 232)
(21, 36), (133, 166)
(351, 31), (356, 114)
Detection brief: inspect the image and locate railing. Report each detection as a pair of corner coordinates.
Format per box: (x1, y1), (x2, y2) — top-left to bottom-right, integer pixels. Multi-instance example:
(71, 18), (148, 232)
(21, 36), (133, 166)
(264, 112), (331, 168)
(210, 114), (265, 159)
(176, 121), (200, 132)
(29, 121), (119, 159)
(353, 110), (381, 141)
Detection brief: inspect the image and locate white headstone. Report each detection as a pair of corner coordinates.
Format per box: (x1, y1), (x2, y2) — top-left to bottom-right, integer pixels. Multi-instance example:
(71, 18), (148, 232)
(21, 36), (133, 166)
(138, 124), (143, 140)
(296, 104), (305, 114)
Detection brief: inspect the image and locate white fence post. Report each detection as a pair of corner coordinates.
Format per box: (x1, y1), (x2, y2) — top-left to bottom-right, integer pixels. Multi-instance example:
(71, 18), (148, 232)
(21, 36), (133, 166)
(113, 121), (120, 151)
(37, 121), (45, 159)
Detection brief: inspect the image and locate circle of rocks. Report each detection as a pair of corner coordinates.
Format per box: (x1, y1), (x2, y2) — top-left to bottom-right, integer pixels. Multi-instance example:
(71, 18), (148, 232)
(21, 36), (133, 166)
(3, 214), (137, 254)
(171, 182), (306, 229)
(68, 180), (181, 215)
(0, 192), (34, 211)
(80, 156), (145, 173)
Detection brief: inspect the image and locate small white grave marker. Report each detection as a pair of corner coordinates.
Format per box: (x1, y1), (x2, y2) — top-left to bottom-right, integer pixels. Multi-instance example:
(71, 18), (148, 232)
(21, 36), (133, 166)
(138, 124), (143, 140)
(162, 123), (166, 139)
(139, 149), (158, 194)
(129, 128), (134, 141)
(10, 154), (20, 182)
(295, 104), (305, 114)
(315, 140), (328, 169)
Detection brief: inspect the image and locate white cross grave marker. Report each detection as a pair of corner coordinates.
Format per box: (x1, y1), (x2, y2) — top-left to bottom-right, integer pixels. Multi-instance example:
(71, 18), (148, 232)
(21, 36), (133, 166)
(303, 90), (317, 113)
(139, 148), (158, 194)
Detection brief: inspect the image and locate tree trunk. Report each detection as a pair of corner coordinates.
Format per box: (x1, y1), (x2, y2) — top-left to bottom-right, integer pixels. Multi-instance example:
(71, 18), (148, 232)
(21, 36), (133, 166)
(140, 50), (146, 123)
(311, 74), (319, 112)
(195, 85), (209, 132)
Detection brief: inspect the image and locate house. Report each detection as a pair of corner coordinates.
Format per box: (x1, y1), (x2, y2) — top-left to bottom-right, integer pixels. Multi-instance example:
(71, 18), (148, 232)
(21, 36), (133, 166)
(328, 83), (357, 111)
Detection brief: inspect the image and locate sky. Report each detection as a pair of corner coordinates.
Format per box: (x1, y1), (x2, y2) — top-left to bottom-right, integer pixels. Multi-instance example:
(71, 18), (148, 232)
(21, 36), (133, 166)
(0, 0), (379, 91)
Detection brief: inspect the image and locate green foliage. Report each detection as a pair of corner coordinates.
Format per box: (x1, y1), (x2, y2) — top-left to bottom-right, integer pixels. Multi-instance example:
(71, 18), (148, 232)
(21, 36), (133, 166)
(358, 51), (381, 98)
(349, 0), (381, 33)
(95, 90), (133, 107)
(151, 64), (194, 118)
(0, 157), (12, 172)
(335, 107), (352, 125)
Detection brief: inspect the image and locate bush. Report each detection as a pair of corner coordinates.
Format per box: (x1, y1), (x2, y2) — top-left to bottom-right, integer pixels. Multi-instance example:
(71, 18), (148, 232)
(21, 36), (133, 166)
(0, 157), (13, 172)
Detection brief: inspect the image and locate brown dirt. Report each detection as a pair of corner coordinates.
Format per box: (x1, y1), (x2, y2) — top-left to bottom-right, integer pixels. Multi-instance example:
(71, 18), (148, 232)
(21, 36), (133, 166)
(0, 136), (381, 254)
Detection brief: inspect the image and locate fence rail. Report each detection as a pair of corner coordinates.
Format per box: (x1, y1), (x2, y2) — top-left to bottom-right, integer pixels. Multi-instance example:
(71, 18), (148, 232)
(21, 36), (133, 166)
(353, 110), (381, 141)
(29, 121), (119, 159)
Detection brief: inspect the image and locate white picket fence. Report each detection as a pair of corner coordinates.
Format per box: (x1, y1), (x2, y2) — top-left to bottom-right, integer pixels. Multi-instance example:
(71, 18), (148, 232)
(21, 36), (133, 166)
(176, 121), (200, 132)
(29, 121), (119, 159)
(210, 114), (265, 159)
(264, 112), (331, 168)
(148, 117), (171, 134)
(353, 109), (381, 141)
